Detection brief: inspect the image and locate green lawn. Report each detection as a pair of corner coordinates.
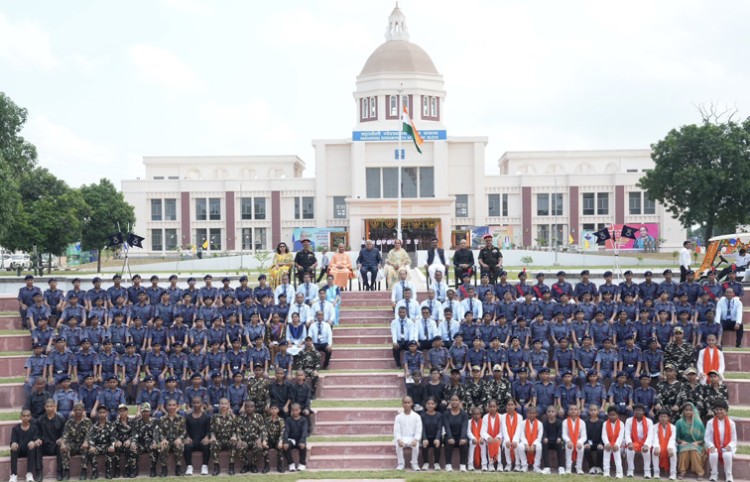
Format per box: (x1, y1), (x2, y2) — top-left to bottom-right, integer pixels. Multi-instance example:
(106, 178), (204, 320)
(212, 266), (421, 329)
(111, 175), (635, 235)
(0, 377), (24, 384)
(134, 471), (596, 482)
(723, 373), (750, 379)
(0, 351), (33, 357)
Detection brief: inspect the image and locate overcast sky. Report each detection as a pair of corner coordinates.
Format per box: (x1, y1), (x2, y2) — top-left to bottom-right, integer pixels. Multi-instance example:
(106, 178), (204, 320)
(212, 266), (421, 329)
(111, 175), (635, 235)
(2, 0), (749, 188)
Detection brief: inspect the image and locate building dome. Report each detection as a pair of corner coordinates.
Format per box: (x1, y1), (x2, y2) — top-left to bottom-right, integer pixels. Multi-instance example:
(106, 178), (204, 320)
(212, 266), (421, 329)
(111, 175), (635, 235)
(359, 4), (439, 76)
(360, 40), (438, 76)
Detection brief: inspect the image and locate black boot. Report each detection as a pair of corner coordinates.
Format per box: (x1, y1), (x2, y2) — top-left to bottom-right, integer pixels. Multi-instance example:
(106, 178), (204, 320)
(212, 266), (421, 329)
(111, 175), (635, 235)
(239, 464), (249, 474)
(160, 466), (167, 478)
(174, 465), (182, 477)
(79, 469), (87, 481)
(149, 464), (157, 478)
(227, 464), (234, 476)
(261, 457), (270, 474)
(104, 469), (112, 480)
(57, 471), (64, 482)
(249, 463), (257, 474)
(212, 464), (220, 476)
(90, 468), (98, 480)
(277, 460), (285, 473)
(63, 469), (70, 481)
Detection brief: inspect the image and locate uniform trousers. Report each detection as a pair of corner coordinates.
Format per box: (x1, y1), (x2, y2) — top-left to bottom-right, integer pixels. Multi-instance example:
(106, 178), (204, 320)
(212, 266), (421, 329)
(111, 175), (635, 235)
(708, 449), (733, 481)
(626, 448), (652, 477)
(602, 446), (623, 476)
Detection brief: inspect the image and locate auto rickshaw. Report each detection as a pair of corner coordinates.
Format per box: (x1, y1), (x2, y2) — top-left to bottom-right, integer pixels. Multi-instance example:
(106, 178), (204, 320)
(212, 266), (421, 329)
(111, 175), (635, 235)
(695, 232), (750, 281)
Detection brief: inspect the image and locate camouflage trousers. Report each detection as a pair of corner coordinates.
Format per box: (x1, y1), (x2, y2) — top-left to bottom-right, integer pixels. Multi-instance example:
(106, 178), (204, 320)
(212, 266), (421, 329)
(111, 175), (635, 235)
(209, 438), (236, 464)
(112, 444), (138, 474)
(60, 442), (86, 471)
(85, 446), (116, 473)
(236, 438), (262, 466)
(262, 437), (284, 464)
(131, 442), (158, 467)
(158, 440), (184, 468)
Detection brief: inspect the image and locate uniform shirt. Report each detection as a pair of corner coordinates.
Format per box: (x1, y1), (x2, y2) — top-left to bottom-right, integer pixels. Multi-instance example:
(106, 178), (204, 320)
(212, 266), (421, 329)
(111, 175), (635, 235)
(537, 300), (557, 320)
(206, 350), (226, 371)
(309, 300), (336, 323)
(154, 303), (175, 327)
(198, 286), (219, 303)
(137, 388), (161, 409)
(160, 388), (185, 407)
(439, 319), (460, 343)
(678, 282), (702, 304)
(638, 282), (658, 301)
(574, 281), (598, 301)
(494, 282), (513, 301)
(130, 303), (154, 323)
(608, 383), (633, 406)
(53, 388), (78, 416)
(486, 347), (505, 368)
(582, 382), (607, 407)
(208, 384), (227, 407)
(47, 349), (75, 375)
(79, 385), (101, 412)
(512, 380), (534, 404)
(86, 288), (109, 306)
(553, 347), (575, 372)
(169, 352), (188, 378)
(527, 349), (548, 372)
(98, 351), (119, 377)
(274, 352), (294, 372)
(225, 350), (246, 373)
(287, 303), (312, 325)
(61, 305), (85, 324)
(618, 346), (642, 371)
(253, 286), (274, 304)
(641, 349), (664, 374)
(24, 353), (47, 377)
(403, 351), (424, 372)
(18, 285), (42, 307)
(391, 317), (416, 343)
(575, 346), (598, 370)
(578, 302), (597, 321)
(716, 296), (743, 325)
(659, 281), (679, 300)
(653, 323), (674, 346)
(294, 249), (317, 270)
(516, 301), (540, 320)
(556, 384), (581, 407)
(109, 306), (130, 324)
(550, 322), (571, 342)
(27, 303), (50, 324)
(187, 352), (207, 374)
(106, 285), (128, 305)
(570, 320), (590, 342)
(296, 282), (319, 304)
(98, 387), (126, 412)
(244, 323), (265, 343)
(595, 349), (618, 372)
(506, 347), (526, 368)
(32, 326), (54, 348)
(174, 305), (197, 326)
(143, 351), (170, 374)
(466, 348), (487, 369)
(227, 384), (248, 409)
(308, 320), (333, 345)
(533, 381), (557, 409)
(551, 281), (573, 301)
(698, 321), (723, 345)
(614, 321), (636, 345)
(597, 301), (618, 320)
(234, 286), (253, 304)
(44, 288), (65, 311)
(633, 386), (657, 411)
(589, 322), (612, 348)
(246, 347), (269, 367)
(421, 299), (444, 322)
(478, 246), (502, 267)
(448, 344), (469, 368)
(598, 283), (619, 299)
(118, 353), (141, 380)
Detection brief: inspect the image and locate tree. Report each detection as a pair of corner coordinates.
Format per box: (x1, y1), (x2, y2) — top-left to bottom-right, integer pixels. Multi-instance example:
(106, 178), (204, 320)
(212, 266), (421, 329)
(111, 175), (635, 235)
(79, 179), (136, 273)
(0, 92), (37, 241)
(638, 118), (750, 241)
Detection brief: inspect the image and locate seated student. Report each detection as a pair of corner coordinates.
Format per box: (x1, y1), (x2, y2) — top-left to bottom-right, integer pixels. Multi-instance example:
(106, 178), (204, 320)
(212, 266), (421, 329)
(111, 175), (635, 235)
(625, 404), (654, 479)
(24, 378), (51, 420)
(424, 368), (445, 410)
(584, 405), (604, 475)
(406, 371), (426, 413)
(9, 409), (41, 482)
(393, 396), (421, 471)
(501, 399), (524, 472)
(420, 398), (442, 471)
(53, 376), (78, 419)
(562, 404), (587, 475)
(283, 403), (309, 472)
(608, 371), (634, 417)
(651, 409), (677, 480)
(698, 334), (725, 384)
(467, 406), (487, 472)
(705, 400), (737, 482)
(480, 399), (503, 472)
(675, 403), (706, 480)
(633, 373), (658, 419)
(542, 405), (565, 475)
(519, 405), (543, 473)
(183, 396), (211, 477)
(442, 395), (469, 472)
(602, 406), (625, 478)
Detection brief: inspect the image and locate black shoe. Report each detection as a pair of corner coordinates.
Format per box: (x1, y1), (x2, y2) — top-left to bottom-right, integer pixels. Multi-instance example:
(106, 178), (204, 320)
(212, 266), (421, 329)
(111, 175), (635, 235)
(105, 470), (112, 480)
(57, 473), (64, 482)
(80, 469), (88, 481)
(149, 465), (156, 478)
(160, 466), (167, 478)
(261, 465), (269, 475)
(212, 464), (220, 476)
(63, 470), (70, 481)
(277, 463), (284, 473)
(249, 464), (257, 474)
(227, 464), (234, 476)
(91, 469), (98, 480)
(239, 465), (249, 474)
(174, 466), (182, 477)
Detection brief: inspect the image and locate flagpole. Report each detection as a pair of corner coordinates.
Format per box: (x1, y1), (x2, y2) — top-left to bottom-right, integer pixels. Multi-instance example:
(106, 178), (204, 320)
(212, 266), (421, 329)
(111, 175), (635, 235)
(397, 87), (403, 241)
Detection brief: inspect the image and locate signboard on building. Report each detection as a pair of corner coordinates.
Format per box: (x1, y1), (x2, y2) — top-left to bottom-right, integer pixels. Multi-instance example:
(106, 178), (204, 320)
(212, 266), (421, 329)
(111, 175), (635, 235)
(292, 227), (347, 251)
(605, 223), (660, 251)
(352, 130), (447, 142)
(470, 226), (515, 249)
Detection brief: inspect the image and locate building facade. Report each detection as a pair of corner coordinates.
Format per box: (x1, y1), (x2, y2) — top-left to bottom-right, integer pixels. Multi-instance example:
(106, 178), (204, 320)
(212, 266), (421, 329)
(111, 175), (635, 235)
(121, 6), (685, 254)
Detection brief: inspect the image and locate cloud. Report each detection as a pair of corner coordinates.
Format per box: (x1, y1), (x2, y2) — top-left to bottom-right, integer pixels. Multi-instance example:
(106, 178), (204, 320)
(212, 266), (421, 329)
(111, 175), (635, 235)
(160, 0), (214, 16)
(128, 44), (202, 91)
(0, 12), (57, 69)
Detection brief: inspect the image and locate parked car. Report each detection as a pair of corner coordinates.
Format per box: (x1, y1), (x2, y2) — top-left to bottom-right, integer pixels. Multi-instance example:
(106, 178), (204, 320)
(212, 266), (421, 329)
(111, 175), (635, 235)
(7, 254), (30, 270)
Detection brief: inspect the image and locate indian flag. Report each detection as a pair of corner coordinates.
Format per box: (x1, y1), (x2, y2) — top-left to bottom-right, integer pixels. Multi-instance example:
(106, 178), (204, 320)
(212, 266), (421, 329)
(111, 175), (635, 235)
(401, 106), (424, 154)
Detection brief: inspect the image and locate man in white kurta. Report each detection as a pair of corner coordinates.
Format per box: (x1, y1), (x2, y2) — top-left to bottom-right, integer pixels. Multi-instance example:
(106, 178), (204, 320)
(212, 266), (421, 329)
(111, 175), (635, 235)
(393, 396), (423, 471)
(562, 405), (587, 475)
(625, 404), (654, 478)
(518, 405), (543, 473)
(467, 408), (487, 471)
(705, 401), (737, 482)
(650, 411), (677, 480)
(602, 406), (625, 478)
(697, 335), (725, 384)
(500, 400), (524, 472)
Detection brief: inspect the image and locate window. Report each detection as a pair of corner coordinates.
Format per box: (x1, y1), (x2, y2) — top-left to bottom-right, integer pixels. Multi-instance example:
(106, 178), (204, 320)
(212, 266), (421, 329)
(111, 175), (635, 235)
(402, 167), (418, 198)
(422, 96), (429, 117)
(536, 225), (549, 246)
(241, 198), (253, 220)
(419, 167), (434, 197)
(551, 193), (563, 216)
(209, 228), (221, 251)
(387, 94), (411, 119)
(644, 192), (656, 214)
(195, 229), (207, 249)
(502, 194), (508, 217)
(164, 199), (176, 221)
(582, 193), (595, 215)
(488, 194), (500, 216)
(382, 167), (399, 198)
(360, 96), (377, 121)
(333, 196), (347, 219)
(150, 199), (162, 221)
(537, 194), (549, 216)
(151, 229), (163, 251)
(389, 95), (398, 117)
(430, 97), (438, 117)
(164, 229), (178, 250)
(421, 95), (439, 120)
(167, 176), (179, 180)
(195, 199), (207, 221)
(551, 224), (564, 247)
(629, 192), (642, 215)
(153, 176), (164, 180)
(241, 228), (253, 250)
(366, 168), (381, 198)
(295, 197), (314, 220)
(455, 194), (468, 218)
(208, 198), (221, 220)
(597, 193), (609, 215)
(254, 198), (266, 220)
(254, 228), (267, 250)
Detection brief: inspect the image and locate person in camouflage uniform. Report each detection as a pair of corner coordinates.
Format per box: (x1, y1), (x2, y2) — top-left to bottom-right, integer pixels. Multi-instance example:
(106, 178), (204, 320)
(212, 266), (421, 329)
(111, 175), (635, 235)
(247, 364), (271, 413)
(209, 398), (237, 475)
(442, 369), (468, 405)
(264, 405), (286, 473)
(703, 371), (730, 420)
(235, 400), (267, 473)
(655, 365), (684, 423)
(295, 338), (321, 395)
(156, 399), (187, 476)
(676, 368), (706, 420)
(86, 406), (115, 480)
(130, 403), (159, 477)
(111, 405), (137, 478)
(485, 364), (512, 413)
(60, 402), (93, 480)
(663, 328), (696, 378)
(463, 366), (487, 413)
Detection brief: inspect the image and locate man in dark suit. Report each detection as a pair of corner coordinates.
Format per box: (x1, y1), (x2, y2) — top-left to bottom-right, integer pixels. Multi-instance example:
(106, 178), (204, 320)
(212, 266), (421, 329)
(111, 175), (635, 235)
(424, 237), (447, 285)
(452, 238), (475, 288)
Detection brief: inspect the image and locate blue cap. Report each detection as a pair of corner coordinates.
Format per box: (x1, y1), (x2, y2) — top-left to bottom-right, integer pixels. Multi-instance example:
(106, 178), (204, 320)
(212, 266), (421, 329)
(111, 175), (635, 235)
(258, 274), (266, 281)
(639, 373), (651, 379)
(33, 342), (43, 349)
(24, 275), (34, 280)
(603, 271), (613, 277)
(48, 278), (57, 283)
(624, 333), (634, 340)
(211, 371), (222, 379)
(143, 375), (154, 382)
(533, 338), (542, 344)
(239, 275), (248, 282)
(191, 373), (203, 380)
(59, 375), (70, 382)
(518, 367), (528, 373)
(203, 274), (212, 280)
(538, 367), (550, 374)
(560, 369), (572, 376)
(222, 277), (230, 283)
(587, 370), (598, 378)
(278, 340), (288, 346)
(169, 274), (178, 280)
(92, 277), (101, 283)
(616, 371), (627, 378)
(408, 340), (418, 346)
(125, 342), (135, 348)
(187, 277), (196, 283)
(165, 376), (176, 383)
(580, 270), (590, 276)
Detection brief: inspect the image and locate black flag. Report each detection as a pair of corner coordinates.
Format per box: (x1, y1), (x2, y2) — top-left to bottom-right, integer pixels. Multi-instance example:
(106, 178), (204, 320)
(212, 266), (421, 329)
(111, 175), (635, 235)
(593, 228), (611, 243)
(621, 225), (638, 240)
(106, 232), (123, 247)
(127, 232), (145, 248)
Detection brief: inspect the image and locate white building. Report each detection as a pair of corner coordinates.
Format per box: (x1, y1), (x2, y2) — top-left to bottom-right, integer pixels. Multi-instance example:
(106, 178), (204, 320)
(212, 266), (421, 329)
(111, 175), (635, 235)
(122, 5), (685, 254)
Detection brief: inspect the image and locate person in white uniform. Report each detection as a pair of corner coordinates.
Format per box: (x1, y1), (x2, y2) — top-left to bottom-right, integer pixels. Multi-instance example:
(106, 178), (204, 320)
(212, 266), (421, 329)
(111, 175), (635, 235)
(625, 404), (654, 478)
(500, 399), (524, 472)
(650, 410), (677, 480)
(518, 405), (543, 473)
(705, 400), (737, 482)
(602, 406), (625, 478)
(394, 396), (423, 471)
(562, 404), (587, 475)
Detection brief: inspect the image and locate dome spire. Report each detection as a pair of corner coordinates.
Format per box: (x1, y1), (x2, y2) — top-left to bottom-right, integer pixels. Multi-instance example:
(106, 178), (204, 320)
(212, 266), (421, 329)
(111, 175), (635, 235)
(385, 3), (409, 41)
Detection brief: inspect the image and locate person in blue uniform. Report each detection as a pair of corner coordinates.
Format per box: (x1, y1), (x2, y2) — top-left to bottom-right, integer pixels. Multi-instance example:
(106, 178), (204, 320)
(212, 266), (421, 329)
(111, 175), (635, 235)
(638, 271), (658, 301)
(95, 375), (126, 420)
(47, 337), (75, 387)
(527, 339), (548, 379)
(589, 311), (612, 350)
(698, 309), (722, 348)
(154, 292), (176, 329)
(551, 271), (573, 302)
(607, 371), (633, 416)
(513, 367), (534, 417)
(678, 270), (703, 304)
(74, 338), (100, 386)
(126, 275), (145, 305)
(581, 371), (607, 416)
(659, 269), (679, 301)
(554, 370), (581, 417)
(612, 311), (636, 349)
(575, 336), (598, 385)
(32, 317), (54, 354)
(183, 373), (209, 407)
(130, 292), (154, 327)
(24, 343), (48, 396)
(26, 292), (50, 331)
(97, 339), (119, 383)
(532, 273), (550, 299)
(118, 342), (142, 404)
(531, 367), (556, 416)
(505, 336), (527, 380)
(617, 334), (641, 380)
(44, 278), (65, 326)
(78, 373), (101, 416)
(136, 375), (163, 417)
(641, 338), (664, 383)
(595, 338), (618, 380)
(143, 341), (170, 389)
(632, 373), (657, 419)
(634, 310), (655, 352)
(574, 270), (598, 302)
(597, 291), (618, 322)
(598, 271), (619, 300)
(106, 275), (127, 309)
(227, 371), (248, 414)
(166, 274), (183, 305)
(18, 275), (42, 330)
(53, 376), (78, 418)
(60, 294), (86, 326)
(169, 342), (188, 386)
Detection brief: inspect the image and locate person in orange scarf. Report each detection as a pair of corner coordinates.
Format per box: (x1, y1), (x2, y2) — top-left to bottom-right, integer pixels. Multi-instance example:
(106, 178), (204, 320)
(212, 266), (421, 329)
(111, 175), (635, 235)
(705, 400), (737, 482)
(562, 404), (587, 475)
(625, 404), (654, 478)
(466, 406), (487, 471)
(602, 406), (625, 478)
(501, 399), (524, 472)
(697, 334), (725, 384)
(519, 405), (543, 473)
(650, 410), (677, 480)
(480, 400), (503, 472)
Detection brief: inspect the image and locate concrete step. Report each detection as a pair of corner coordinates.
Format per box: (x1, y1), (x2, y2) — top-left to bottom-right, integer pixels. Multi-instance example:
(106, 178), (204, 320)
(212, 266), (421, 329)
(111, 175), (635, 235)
(335, 326), (391, 335)
(312, 420), (393, 436)
(723, 380), (750, 405)
(334, 334), (391, 344)
(321, 372), (402, 387)
(319, 384), (404, 399)
(309, 453), (396, 470)
(724, 329), (750, 347)
(0, 316), (22, 331)
(725, 350), (750, 371)
(340, 300), (393, 308)
(0, 384), (26, 409)
(313, 407), (399, 423)
(0, 356), (25, 376)
(327, 358), (397, 370)
(338, 318), (390, 326)
(0, 298), (17, 312)
(342, 292), (393, 301)
(334, 347), (392, 359)
(340, 309), (392, 317)
(0, 334), (31, 352)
